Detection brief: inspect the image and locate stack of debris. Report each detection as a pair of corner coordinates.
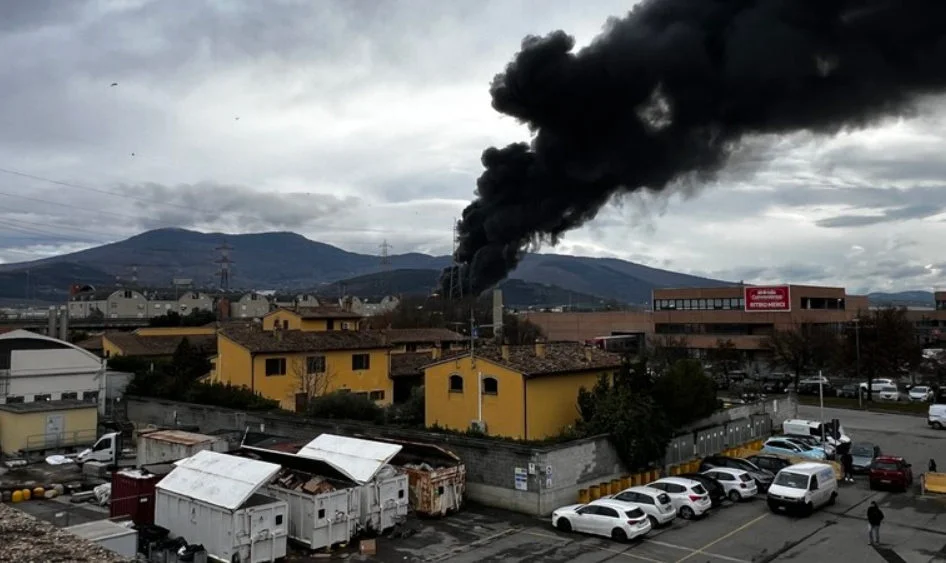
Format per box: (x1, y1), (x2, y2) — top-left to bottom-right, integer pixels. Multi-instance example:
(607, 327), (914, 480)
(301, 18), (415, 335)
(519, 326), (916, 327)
(273, 468), (336, 495)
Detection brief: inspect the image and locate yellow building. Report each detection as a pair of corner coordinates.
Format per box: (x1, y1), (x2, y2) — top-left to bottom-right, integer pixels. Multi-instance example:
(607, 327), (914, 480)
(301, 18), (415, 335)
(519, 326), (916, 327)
(0, 400), (98, 456)
(381, 328), (466, 354)
(262, 307), (364, 332)
(131, 326), (217, 337)
(424, 341), (622, 440)
(214, 324), (392, 412)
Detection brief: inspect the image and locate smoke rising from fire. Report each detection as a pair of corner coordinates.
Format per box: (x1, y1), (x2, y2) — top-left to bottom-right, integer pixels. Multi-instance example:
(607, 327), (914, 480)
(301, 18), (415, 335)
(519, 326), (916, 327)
(441, 0), (946, 297)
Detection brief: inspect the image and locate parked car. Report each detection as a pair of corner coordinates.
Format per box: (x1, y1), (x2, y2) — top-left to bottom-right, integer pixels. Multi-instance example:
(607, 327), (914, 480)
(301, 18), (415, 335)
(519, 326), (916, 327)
(873, 384), (901, 401)
(836, 384), (859, 399)
(607, 486), (677, 528)
(849, 442), (881, 473)
(678, 472), (726, 508)
(869, 456), (913, 492)
(908, 386), (934, 403)
(781, 435), (835, 459)
(551, 499), (652, 541)
(930, 404), (946, 430)
(782, 419), (851, 447)
(744, 453), (793, 474)
(699, 455), (775, 492)
(700, 467), (758, 502)
(647, 477), (712, 520)
(766, 463), (838, 516)
(762, 438), (828, 461)
(859, 379), (894, 394)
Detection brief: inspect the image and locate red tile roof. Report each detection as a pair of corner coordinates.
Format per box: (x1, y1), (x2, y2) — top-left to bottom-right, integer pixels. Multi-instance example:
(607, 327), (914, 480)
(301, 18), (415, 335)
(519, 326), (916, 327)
(382, 328), (465, 344)
(105, 333), (217, 357)
(429, 342), (622, 377)
(390, 352), (435, 378)
(220, 324), (387, 354)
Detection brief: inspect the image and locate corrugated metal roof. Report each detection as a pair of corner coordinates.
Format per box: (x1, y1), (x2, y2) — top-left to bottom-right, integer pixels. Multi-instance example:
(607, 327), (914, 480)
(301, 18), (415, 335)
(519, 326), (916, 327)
(296, 434), (402, 484)
(142, 429), (218, 446)
(157, 451), (280, 510)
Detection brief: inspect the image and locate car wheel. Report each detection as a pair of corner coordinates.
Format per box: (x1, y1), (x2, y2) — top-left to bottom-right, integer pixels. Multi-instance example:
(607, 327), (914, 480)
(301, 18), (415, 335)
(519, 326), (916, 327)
(648, 515), (659, 529)
(679, 506), (695, 520)
(556, 518), (572, 532)
(805, 502), (814, 516)
(611, 528), (628, 542)
(828, 492), (837, 506)
(728, 490), (742, 502)
(933, 422), (943, 430)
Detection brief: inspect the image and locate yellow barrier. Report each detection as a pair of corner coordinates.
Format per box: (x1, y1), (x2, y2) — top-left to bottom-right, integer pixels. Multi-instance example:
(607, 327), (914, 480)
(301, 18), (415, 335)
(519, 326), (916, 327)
(923, 472), (946, 495)
(599, 482), (611, 496)
(620, 476), (630, 489)
(578, 488), (590, 504)
(589, 485), (600, 500)
(611, 478), (621, 493)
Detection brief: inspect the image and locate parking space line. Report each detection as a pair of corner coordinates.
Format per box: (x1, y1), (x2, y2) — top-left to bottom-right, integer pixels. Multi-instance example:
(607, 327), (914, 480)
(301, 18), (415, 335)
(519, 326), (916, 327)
(674, 514), (768, 563)
(644, 539), (749, 563)
(519, 530), (666, 563)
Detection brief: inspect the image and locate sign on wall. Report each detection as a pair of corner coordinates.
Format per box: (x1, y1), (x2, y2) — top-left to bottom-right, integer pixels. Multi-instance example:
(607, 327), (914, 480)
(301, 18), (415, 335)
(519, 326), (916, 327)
(514, 468), (528, 491)
(744, 286), (791, 312)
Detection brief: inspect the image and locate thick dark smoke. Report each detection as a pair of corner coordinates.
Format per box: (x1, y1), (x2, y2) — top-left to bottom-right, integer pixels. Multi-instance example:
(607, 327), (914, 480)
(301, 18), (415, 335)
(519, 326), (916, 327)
(441, 0), (946, 297)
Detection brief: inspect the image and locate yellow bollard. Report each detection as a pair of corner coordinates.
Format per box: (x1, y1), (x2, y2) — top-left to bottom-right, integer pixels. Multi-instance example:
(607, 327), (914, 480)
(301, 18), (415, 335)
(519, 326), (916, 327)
(589, 485), (600, 500)
(578, 488), (590, 504)
(631, 473), (641, 486)
(599, 482), (611, 496)
(611, 478), (621, 493)
(21, 489), (31, 501)
(646, 470), (656, 483)
(11, 490), (23, 503)
(620, 476), (631, 489)
(32, 487), (44, 499)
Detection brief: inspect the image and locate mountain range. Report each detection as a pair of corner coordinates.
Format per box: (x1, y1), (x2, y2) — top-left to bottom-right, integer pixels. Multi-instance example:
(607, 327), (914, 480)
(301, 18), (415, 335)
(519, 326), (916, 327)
(0, 228), (938, 308)
(0, 228), (730, 305)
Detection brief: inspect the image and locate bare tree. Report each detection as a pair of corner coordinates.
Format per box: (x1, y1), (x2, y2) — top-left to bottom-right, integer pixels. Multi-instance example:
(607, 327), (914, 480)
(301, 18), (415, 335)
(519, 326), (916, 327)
(289, 355), (334, 413)
(645, 334), (690, 375)
(763, 324), (840, 392)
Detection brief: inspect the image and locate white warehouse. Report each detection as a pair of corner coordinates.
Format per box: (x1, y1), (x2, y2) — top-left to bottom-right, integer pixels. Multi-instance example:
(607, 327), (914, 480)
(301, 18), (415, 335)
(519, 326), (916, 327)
(0, 329), (104, 405)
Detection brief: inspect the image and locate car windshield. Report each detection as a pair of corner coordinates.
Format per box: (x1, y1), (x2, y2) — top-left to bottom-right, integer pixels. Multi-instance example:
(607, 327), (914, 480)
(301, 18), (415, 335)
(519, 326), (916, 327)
(873, 461), (899, 471)
(912, 387), (928, 393)
(625, 508), (645, 518)
(879, 385), (897, 392)
(691, 484), (707, 495)
(773, 471), (808, 489)
(733, 459), (759, 472)
(851, 444), (874, 456)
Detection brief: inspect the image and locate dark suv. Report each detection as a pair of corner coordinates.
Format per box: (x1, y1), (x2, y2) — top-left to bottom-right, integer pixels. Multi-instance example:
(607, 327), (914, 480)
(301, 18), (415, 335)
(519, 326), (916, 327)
(700, 455), (775, 492)
(679, 472), (726, 507)
(744, 453), (793, 474)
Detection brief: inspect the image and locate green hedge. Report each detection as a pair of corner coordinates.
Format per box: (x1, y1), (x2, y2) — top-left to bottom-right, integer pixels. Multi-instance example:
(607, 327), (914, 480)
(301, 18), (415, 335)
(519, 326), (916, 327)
(797, 395), (930, 415)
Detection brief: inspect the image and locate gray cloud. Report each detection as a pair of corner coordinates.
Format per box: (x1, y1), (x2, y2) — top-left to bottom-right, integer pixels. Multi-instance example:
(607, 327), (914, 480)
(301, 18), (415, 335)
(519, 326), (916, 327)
(815, 203), (946, 228)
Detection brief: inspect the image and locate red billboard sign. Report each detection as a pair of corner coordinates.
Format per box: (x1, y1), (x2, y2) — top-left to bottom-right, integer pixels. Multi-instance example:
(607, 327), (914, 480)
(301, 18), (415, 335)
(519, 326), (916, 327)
(744, 286), (791, 312)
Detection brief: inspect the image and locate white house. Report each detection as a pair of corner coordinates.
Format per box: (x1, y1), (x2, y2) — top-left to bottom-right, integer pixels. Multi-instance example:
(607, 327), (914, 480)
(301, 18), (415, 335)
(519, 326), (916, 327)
(0, 330), (105, 405)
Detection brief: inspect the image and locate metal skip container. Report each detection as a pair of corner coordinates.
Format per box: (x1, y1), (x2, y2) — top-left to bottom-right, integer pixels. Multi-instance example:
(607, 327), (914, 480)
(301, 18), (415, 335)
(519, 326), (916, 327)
(367, 437), (466, 517)
(241, 445), (363, 552)
(155, 451), (289, 563)
(297, 434), (409, 534)
(136, 429), (229, 467)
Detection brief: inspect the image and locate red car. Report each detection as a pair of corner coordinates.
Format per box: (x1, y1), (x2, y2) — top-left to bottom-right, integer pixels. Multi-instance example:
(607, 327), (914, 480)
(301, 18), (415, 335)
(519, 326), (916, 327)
(869, 456), (914, 491)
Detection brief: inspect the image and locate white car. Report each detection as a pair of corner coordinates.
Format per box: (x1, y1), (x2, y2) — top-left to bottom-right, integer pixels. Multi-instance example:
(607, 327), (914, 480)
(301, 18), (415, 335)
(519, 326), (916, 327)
(608, 486), (677, 528)
(551, 499), (652, 542)
(874, 384), (901, 401)
(908, 386), (933, 402)
(859, 379), (894, 393)
(701, 467), (758, 502)
(646, 477), (713, 520)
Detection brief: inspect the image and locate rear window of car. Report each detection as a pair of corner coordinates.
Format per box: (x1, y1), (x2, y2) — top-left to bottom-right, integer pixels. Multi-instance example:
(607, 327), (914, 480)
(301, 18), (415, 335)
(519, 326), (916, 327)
(691, 484), (707, 495)
(738, 473), (752, 482)
(656, 493), (671, 504)
(873, 461), (899, 471)
(625, 508), (645, 518)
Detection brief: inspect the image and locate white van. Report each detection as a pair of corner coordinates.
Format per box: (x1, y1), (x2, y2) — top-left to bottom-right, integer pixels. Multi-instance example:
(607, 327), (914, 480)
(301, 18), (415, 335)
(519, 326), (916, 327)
(929, 404), (946, 430)
(782, 419), (850, 447)
(766, 463), (838, 515)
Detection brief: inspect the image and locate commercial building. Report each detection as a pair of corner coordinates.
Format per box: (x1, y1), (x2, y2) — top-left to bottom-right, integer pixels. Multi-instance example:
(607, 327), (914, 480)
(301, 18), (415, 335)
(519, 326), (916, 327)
(423, 340), (622, 440)
(0, 329), (105, 404)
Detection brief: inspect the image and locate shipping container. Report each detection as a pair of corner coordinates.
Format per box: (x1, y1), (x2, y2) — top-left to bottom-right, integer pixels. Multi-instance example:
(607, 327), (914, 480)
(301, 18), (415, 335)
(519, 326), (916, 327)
(155, 451), (288, 563)
(363, 436), (466, 517)
(136, 429), (228, 467)
(65, 518), (138, 559)
(110, 468), (164, 525)
(242, 445), (363, 551)
(297, 434), (409, 534)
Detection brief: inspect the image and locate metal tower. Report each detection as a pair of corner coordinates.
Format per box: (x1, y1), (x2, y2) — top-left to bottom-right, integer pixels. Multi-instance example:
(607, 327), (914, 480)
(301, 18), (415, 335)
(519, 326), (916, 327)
(379, 239), (392, 296)
(215, 242), (234, 291)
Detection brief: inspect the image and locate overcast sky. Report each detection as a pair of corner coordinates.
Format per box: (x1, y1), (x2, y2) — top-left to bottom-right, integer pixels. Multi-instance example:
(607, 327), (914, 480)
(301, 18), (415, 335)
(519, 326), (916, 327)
(1, 0), (945, 294)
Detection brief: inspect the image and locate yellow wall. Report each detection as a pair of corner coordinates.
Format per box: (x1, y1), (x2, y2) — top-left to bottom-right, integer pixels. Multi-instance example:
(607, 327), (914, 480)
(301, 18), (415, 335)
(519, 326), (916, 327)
(214, 334), (391, 411)
(133, 326), (217, 337)
(424, 356), (526, 439)
(0, 407), (98, 455)
(525, 370), (612, 440)
(262, 311), (359, 332)
(102, 336), (123, 358)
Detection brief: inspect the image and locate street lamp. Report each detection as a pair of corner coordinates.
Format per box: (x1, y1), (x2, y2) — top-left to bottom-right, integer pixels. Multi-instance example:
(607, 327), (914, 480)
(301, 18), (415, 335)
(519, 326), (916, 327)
(853, 317), (862, 407)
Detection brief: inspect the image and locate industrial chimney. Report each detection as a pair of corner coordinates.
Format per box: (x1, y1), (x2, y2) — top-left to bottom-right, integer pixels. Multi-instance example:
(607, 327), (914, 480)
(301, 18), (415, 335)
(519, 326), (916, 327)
(492, 289), (503, 342)
(58, 306), (69, 341)
(47, 306), (57, 337)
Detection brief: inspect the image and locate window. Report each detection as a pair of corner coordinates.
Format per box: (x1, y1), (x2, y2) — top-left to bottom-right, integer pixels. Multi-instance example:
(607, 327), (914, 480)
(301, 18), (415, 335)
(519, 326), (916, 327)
(282, 320), (289, 330)
(482, 377), (498, 395)
(61, 392), (78, 400)
(449, 374), (464, 393)
(327, 319), (335, 330)
(93, 437), (112, 451)
(110, 301), (118, 309)
(34, 394), (51, 402)
(352, 353), (370, 370)
(306, 355), (326, 374)
(123, 290), (132, 298)
(405, 343), (418, 352)
(83, 391), (99, 402)
(317, 509), (326, 519)
(353, 391), (369, 400)
(275, 515), (283, 525)
(265, 358), (287, 376)
(369, 390), (385, 401)
(6, 396), (24, 404)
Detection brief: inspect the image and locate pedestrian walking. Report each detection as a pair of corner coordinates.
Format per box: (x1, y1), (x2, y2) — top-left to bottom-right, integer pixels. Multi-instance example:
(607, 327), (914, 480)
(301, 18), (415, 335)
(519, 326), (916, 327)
(841, 450), (855, 482)
(930, 458), (938, 473)
(867, 501), (884, 545)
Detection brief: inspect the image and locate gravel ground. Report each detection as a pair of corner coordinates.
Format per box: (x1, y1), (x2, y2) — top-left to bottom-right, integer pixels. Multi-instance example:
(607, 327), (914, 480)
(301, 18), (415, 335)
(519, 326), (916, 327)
(0, 503), (133, 563)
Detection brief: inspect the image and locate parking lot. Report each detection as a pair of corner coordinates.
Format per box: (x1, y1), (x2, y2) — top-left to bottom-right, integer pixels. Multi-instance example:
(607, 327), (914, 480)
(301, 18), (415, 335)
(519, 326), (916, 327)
(359, 407), (946, 563)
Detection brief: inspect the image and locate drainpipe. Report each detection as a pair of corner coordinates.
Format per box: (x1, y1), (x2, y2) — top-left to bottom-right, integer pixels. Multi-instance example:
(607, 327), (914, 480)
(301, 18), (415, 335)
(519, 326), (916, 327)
(477, 372), (483, 423)
(251, 354), (256, 394)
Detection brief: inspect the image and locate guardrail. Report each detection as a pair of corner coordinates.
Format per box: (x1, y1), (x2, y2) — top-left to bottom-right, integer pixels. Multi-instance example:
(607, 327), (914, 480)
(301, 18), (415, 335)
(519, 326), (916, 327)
(24, 429), (98, 452)
(921, 472), (946, 495)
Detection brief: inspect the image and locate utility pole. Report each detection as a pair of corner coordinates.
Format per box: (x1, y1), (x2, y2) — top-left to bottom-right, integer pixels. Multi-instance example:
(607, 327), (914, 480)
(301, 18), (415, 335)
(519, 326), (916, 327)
(854, 317), (863, 407)
(379, 239), (391, 296)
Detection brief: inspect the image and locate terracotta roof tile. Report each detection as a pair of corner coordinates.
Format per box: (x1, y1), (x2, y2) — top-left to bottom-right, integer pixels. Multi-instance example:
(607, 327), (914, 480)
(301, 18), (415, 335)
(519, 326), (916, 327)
(76, 336), (104, 351)
(382, 328), (465, 344)
(431, 342), (622, 377)
(105, 333), (217, 357)
(390, 352), (435, 378)
(220, 324), (387, 354)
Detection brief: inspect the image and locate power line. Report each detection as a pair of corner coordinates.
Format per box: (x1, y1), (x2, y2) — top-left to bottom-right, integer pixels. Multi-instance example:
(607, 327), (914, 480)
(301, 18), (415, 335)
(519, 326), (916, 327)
(0, 190), (147, 223)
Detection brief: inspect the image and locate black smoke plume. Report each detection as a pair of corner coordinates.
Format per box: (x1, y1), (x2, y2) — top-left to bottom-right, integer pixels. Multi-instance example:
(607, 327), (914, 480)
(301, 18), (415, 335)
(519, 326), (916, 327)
(441, 0), (946, 297)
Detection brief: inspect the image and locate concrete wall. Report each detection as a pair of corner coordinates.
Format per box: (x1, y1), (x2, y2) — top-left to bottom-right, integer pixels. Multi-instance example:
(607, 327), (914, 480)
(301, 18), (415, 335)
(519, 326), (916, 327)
(124, 395), (797, 516)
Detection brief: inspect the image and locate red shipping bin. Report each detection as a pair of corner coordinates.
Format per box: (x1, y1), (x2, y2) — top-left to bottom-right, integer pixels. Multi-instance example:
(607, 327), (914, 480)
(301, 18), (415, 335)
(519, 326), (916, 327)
(109, 468), (168, 525)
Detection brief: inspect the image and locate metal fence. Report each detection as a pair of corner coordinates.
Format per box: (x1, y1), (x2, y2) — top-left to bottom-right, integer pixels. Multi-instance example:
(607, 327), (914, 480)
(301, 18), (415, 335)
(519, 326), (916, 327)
(663, 413), (772, 466)
(24, 429), (98, 453)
